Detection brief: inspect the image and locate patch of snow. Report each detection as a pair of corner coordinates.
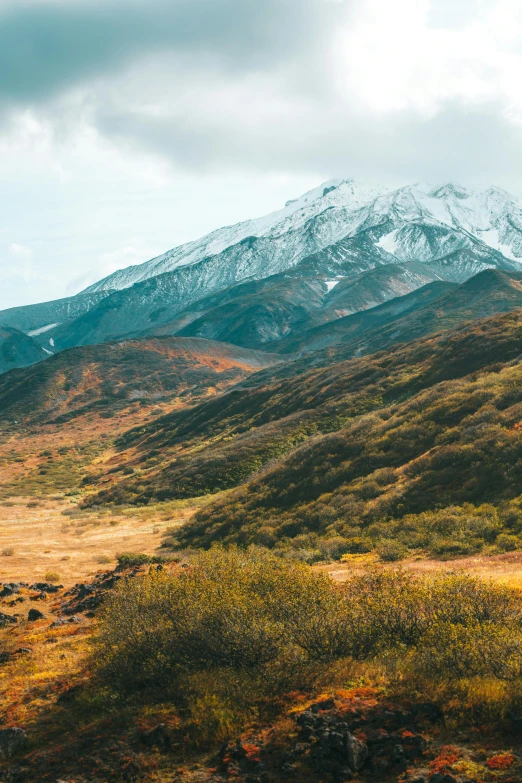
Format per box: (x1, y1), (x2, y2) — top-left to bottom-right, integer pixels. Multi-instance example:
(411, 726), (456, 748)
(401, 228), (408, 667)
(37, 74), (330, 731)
(49, 338), (55, 347)
(477, 228), (517, 260)
(325, 279), (341, 292)
(27, 323), (60, 337)
(376, 229), (400, 255)
(42, 348), (53, 356)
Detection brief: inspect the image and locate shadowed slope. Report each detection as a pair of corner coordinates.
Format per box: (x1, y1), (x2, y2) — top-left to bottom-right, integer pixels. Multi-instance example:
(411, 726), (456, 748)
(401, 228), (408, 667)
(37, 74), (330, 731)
(0, 327), (47, 374)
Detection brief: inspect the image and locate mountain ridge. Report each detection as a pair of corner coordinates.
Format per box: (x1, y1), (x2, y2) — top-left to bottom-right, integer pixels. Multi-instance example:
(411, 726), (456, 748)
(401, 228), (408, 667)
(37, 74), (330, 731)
(3, 179), (522, 361)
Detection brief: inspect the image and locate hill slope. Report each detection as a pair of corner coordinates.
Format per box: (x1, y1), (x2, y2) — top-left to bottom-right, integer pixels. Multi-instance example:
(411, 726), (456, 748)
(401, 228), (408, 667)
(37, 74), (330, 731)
(84, 293), (522, 514)
(0, 327), (47, 374)
(279, 268), (522, 355)
(0, 337), (281, 426)
(176, 308), (522, 557)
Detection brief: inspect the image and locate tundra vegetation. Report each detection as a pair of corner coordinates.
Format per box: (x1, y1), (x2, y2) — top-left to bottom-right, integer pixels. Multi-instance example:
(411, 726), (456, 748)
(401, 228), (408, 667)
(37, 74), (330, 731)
(95, 548), (522, 740)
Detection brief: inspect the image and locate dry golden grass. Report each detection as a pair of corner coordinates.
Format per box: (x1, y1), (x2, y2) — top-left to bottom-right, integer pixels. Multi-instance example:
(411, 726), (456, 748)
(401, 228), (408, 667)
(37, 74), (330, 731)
(0, 496), (198, 585)
(320, 550), (522, 588)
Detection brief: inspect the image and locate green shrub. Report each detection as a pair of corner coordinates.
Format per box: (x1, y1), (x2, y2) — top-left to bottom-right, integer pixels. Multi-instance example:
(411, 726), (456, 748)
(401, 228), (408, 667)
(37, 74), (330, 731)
(377, 539), (408, 562)
(94, 549), (522, 702)
(496, 533), (520, 552)
(415, 622), (522, 681)
(116, 552), (152, 568)
(95, 547), (348, 694)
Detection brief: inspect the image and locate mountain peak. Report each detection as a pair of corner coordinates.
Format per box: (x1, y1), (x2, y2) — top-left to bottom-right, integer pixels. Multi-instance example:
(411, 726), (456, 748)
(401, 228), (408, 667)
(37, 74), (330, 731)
(429, 183), (470, 200)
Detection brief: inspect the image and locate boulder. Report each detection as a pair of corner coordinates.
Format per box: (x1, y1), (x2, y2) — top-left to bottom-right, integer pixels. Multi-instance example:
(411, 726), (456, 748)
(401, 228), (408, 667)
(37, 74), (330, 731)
(29, 582), (62, 594)
(346, 733), (368, 772)
(50, 616), (82, 628)
(28, 608), (45, 622)
(0, 612), (17, 627)
(0, 584), (19, 598)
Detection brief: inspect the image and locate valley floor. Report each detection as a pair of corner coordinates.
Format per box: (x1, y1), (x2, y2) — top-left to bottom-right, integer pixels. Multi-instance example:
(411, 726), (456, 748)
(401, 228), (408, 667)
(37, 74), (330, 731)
(0, 496), (197, 585)
(2, 496), (522, 587)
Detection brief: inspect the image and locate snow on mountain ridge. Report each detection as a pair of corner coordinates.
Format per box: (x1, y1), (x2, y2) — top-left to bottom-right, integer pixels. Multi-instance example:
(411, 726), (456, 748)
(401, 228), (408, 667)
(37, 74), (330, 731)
(83, 179), (388, 294)
(82, 179), (522, 297)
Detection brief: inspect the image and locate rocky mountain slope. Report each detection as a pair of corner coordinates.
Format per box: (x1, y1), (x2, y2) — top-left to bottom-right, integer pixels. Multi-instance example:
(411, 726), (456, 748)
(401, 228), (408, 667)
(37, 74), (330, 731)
(135, 262), (441, 351)
(83, 179), (387, 292)
(278, 268), (522, 355)
(85, 180), (522, 294)
(0, 291), (111, 335)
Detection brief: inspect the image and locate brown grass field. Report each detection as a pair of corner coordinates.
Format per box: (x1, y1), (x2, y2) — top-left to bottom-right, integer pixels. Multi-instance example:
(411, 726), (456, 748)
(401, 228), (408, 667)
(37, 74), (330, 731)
(0, 493), (521, 587)
(0, 496), (199, 584)
(322, 550), (522, 588)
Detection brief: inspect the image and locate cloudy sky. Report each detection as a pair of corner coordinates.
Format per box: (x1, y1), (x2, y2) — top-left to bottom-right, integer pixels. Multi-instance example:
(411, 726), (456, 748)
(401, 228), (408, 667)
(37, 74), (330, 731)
(2, 0), (522, 309)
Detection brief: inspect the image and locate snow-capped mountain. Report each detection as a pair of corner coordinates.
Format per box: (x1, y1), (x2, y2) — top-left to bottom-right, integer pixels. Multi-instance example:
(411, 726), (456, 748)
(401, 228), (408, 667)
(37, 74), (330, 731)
(4, 178), (522, 360)
(83, 179), (388, 293)
(84, 180), (522, 295)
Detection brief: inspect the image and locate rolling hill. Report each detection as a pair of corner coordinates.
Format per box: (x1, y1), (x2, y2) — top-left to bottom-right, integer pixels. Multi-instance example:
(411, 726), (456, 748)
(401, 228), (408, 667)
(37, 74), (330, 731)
(83, 287), (522, 524)
(0, 337), (281, 427)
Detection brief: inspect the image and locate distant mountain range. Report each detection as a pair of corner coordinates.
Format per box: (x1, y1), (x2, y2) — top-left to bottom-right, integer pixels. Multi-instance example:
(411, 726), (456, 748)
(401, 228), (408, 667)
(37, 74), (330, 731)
(3, 179), (522, 371)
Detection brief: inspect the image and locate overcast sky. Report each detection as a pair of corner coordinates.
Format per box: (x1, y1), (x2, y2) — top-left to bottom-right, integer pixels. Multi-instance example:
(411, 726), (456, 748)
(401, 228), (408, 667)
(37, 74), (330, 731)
(2, 0), (522, 309)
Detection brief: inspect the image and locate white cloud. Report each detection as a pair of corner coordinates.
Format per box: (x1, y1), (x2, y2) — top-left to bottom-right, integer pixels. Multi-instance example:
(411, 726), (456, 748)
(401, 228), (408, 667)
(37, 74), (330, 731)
(3, 0), (522, 309)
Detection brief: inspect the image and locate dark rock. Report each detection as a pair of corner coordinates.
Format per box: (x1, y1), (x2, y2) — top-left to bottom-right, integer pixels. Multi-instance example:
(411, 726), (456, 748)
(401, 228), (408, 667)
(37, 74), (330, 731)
(29, 582), (62, 593)
(429, 774), (458, 783)
(50, 616), (82, 628)
(311, 697), (336, 713)
(0, 583), (20, 597)
(296, 710), (315, 727)
(28, 608), (44, 622)
(0, 727), (27, 757)
(29, 592), (47, 601)
(0, 612), (17, 627)
(346, 733), (368, 772)
(14, 648), (32, 655)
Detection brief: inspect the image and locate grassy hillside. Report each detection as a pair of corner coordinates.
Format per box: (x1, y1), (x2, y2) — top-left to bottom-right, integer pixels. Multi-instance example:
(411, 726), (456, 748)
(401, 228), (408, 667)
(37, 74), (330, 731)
(0, 338), (280, 500)
(86, 308), (522, 534)
(0, 336), (280, 427)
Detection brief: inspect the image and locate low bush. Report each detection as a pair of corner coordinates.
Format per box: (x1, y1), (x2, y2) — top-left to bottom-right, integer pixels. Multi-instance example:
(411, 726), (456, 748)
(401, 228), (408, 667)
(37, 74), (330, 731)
(95, 548), (522, 707)
(116, 552), (152, 568)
